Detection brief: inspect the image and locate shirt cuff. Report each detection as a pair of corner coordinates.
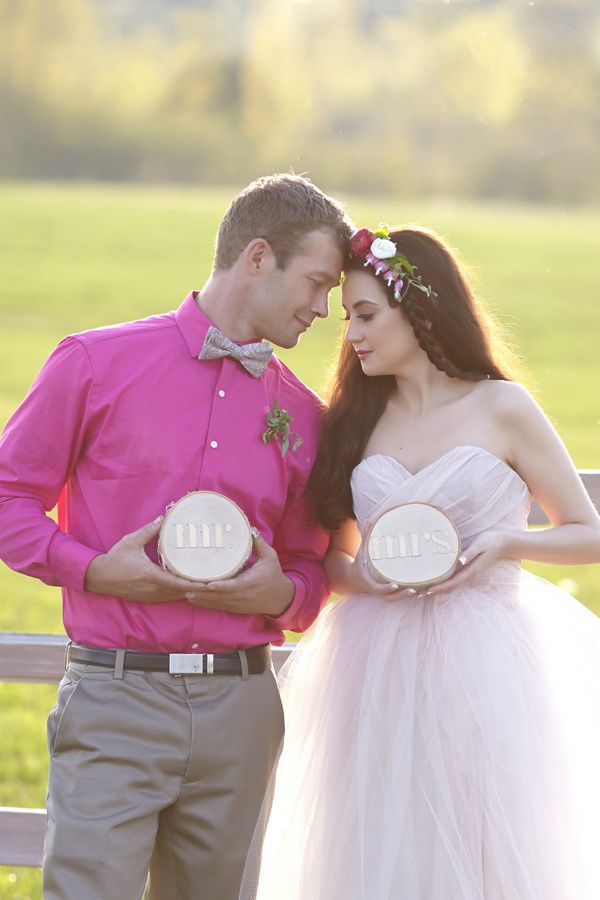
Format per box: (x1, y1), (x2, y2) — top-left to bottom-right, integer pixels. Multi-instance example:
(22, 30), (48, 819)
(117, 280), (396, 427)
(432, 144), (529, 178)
(263, 573), (307, 631)
(48, 532), (102, 591)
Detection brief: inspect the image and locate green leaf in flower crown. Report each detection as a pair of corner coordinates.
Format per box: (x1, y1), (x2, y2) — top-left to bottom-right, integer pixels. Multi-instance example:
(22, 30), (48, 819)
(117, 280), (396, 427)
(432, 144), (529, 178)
(292, 435), (303, 452)
(373, 223), (390, 238)
(395, 253), (415, 275)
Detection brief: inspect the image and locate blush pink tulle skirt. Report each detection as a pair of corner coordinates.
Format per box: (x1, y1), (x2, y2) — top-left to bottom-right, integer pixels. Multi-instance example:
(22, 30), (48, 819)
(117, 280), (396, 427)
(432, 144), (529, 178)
(241, 569), (600, 900)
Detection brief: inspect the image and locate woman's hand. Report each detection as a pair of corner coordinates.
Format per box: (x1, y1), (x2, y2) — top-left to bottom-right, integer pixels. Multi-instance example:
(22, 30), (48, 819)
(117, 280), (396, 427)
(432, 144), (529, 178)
(326, 519), (421, 602)
(420, 530), (512, 596)
(344, 546), (420, 602)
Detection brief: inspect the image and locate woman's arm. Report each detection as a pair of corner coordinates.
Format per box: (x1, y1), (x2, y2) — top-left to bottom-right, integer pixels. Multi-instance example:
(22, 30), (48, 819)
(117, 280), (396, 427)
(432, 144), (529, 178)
(324, 519), (362, 594)
(433, 383), (600, 595)
(501, 382), (600, 565)
(325, 517), (416, 598)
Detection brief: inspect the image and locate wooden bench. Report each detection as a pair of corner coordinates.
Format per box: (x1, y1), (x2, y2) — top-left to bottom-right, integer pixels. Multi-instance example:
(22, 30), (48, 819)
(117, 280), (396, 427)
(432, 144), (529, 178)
(1, 471), (599, 868)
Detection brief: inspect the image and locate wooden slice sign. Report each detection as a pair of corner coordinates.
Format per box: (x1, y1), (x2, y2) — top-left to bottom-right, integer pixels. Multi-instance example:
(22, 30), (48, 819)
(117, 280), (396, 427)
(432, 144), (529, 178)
(158, 491), (252, 582)
(366, 502), (461, 588)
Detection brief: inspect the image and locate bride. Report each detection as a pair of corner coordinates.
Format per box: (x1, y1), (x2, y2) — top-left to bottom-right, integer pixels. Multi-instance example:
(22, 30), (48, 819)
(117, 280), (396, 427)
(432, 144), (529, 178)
(241, 225), (600, 899)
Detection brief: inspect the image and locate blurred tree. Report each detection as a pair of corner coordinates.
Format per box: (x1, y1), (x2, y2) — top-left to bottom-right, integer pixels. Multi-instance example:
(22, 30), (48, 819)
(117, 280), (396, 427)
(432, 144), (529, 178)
(0, 0), (598, 202)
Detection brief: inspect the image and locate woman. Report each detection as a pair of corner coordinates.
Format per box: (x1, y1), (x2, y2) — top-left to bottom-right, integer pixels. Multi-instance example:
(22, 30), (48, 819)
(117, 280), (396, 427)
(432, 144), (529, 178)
(241, 226), (600, 899)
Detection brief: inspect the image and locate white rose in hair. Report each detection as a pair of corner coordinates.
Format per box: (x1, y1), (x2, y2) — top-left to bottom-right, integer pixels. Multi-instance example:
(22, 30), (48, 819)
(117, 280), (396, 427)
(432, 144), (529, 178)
(370, 238), (396, 259)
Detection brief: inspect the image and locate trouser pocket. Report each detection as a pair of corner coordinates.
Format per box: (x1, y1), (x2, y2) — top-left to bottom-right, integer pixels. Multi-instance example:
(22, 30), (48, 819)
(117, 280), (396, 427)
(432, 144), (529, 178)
(46, 663), (111, 756)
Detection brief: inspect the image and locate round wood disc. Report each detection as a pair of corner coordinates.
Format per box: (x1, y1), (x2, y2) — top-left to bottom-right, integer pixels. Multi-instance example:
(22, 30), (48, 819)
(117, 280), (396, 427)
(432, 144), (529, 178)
(366, 502), (461, 588)
(158, 491), (252, 582)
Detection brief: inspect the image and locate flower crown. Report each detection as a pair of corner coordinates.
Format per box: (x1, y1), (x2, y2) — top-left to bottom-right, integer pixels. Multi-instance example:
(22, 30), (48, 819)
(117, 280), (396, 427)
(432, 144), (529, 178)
(349, 225), (438, 302)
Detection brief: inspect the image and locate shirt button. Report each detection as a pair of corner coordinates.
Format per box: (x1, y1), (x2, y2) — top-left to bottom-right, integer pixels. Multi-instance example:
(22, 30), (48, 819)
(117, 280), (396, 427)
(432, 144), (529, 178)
(192, 643), (199, 650)
(210, 440), (218, 448)
(218, 389), (225, 398)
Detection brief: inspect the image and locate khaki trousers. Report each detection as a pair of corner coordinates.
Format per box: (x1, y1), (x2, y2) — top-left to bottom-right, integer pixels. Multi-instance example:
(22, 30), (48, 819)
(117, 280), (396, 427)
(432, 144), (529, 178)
(42, 656), (284, 900)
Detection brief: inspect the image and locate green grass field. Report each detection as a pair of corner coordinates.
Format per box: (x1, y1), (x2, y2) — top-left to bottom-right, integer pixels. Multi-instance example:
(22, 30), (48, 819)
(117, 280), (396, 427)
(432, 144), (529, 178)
(1, 183), (599, 897)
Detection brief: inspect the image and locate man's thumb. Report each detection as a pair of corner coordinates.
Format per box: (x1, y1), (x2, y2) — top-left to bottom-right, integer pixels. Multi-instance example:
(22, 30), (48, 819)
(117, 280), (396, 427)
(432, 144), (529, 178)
(250, 527), (270, 557)
(128, 515), (164, 546)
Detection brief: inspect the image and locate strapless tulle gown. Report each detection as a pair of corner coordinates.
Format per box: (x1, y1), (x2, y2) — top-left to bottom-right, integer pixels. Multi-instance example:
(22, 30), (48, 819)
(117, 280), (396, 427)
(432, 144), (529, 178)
(241, 446), (600, 900)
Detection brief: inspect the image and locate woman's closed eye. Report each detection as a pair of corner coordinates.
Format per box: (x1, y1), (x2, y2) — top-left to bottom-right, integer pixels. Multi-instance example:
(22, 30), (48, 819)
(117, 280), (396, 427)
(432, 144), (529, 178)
(341, 314), (375, 322)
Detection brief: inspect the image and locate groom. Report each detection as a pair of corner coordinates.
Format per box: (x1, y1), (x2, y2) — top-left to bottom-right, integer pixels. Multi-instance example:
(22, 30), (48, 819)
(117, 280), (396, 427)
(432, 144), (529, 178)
(0, 174), (352, 899)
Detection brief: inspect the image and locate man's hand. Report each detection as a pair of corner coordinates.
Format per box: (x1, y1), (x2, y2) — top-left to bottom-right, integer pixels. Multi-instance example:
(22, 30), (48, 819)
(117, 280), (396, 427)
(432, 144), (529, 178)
(184, 530), (295, 617)
(84, 517), (220, 604)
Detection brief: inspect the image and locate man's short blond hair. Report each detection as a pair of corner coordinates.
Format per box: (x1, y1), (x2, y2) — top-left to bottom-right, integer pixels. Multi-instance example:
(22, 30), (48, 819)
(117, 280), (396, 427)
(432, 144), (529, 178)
(215, 174), (352, 270)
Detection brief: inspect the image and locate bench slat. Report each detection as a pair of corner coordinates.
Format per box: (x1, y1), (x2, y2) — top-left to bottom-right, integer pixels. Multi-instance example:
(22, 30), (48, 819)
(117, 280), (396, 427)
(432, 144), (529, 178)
(528, 470), (600, 525)
(0, 633), (67, 683)
(0, 633), (293, 683)
(0, 808), (46, 867)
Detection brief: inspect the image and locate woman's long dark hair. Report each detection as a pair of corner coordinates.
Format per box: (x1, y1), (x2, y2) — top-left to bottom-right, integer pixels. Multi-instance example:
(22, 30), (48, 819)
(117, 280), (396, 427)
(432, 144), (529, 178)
(307, 226), (524, 532)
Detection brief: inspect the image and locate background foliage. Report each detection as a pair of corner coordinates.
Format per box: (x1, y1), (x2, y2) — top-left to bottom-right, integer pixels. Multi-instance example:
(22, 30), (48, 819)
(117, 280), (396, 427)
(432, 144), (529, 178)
(1, 0), (599, 203)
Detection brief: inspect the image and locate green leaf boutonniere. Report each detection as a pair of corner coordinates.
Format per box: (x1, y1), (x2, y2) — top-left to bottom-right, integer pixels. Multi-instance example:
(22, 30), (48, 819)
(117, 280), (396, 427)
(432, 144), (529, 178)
(262, 399), (303, 457)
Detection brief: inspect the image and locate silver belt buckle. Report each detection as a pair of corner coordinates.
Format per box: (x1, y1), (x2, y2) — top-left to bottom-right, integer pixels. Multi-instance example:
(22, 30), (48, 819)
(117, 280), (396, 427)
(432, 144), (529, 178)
(169, 653), (215, 675)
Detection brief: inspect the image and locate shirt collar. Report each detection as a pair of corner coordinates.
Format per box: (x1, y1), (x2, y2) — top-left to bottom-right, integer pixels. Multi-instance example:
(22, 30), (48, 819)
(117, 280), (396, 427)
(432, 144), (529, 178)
(175, 291), (213, 357)
(174, 290), (273, 358)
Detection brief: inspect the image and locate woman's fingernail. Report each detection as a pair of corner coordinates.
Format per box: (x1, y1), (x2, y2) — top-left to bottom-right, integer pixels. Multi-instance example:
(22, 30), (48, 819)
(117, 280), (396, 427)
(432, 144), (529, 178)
(407, 588), (417, 595)
(459, 554), (467, 565)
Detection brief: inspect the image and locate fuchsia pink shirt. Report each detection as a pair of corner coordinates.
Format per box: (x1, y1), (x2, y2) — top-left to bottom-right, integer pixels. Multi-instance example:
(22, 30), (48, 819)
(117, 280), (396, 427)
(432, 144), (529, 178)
(0, 292), (330, 652)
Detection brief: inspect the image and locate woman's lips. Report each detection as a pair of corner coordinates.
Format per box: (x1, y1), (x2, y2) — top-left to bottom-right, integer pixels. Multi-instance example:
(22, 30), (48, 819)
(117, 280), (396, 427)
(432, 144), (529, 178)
(355, 349), (372, 360)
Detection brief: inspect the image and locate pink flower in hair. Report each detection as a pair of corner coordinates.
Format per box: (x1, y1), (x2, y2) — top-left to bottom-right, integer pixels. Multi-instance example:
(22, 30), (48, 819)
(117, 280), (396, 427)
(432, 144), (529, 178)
(352, 223), (437, 304)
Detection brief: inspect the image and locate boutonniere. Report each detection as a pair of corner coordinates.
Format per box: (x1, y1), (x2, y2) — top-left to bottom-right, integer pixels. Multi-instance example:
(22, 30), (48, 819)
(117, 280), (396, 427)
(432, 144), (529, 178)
(262, 399), (303, 457)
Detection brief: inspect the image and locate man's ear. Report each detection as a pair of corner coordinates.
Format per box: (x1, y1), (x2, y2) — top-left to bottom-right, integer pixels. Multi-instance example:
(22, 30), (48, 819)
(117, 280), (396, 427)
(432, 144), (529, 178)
(244, 238), (274, 275)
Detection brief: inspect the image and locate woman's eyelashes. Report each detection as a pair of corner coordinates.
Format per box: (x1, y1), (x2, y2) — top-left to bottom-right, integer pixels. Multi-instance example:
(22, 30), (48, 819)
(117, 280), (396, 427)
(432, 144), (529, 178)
(341, 313), (375, 322)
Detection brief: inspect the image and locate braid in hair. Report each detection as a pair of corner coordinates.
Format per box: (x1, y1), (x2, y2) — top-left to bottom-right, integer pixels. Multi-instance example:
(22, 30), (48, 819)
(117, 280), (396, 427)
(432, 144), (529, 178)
(402, 292), (486, 382)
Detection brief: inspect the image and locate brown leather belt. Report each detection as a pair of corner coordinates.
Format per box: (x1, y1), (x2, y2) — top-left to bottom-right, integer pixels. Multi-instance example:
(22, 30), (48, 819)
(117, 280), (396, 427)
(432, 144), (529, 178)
(67, 642), (271, 676)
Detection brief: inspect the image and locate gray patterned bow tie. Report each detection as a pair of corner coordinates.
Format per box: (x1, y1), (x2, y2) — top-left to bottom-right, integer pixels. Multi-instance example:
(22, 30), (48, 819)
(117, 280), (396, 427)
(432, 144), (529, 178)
(198, 326), (273, 378)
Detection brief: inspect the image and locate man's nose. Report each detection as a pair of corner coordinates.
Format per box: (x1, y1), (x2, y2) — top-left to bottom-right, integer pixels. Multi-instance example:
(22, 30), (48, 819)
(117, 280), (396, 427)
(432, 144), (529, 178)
(311, 290), (330, 319)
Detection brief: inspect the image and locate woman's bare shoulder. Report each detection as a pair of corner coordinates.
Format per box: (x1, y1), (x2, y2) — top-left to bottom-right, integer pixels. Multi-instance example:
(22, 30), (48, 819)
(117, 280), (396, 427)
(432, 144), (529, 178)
(468, 380), (546, 462)
(478, 379), (539, 418)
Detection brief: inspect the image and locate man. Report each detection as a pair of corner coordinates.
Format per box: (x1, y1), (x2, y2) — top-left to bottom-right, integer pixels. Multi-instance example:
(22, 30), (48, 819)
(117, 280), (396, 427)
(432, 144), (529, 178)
(0, 174), (352, 898)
